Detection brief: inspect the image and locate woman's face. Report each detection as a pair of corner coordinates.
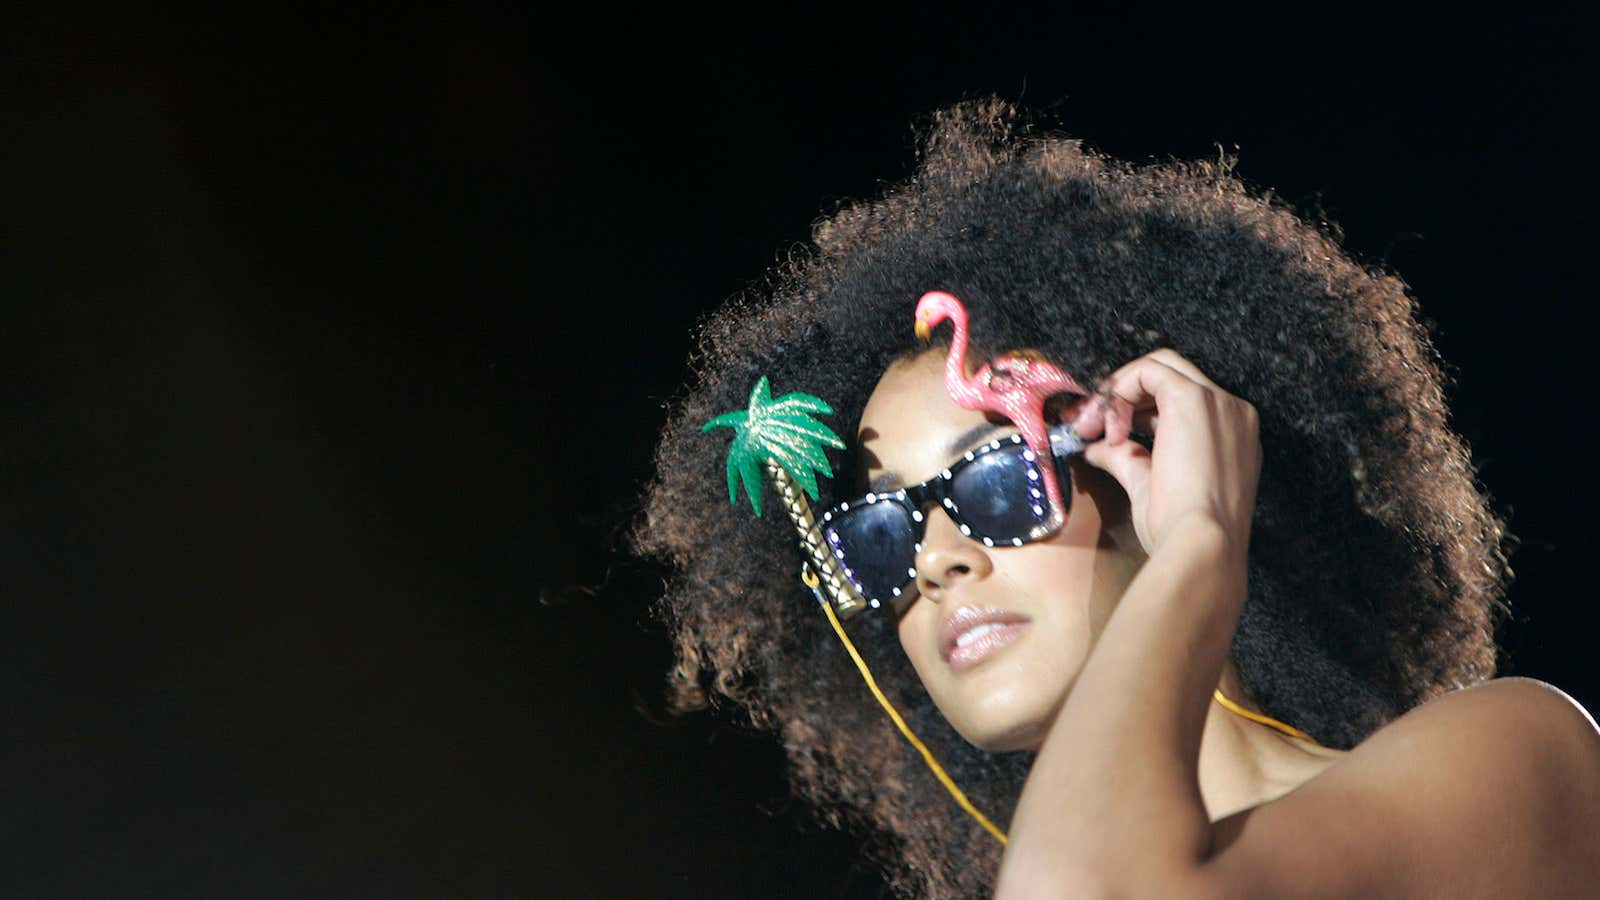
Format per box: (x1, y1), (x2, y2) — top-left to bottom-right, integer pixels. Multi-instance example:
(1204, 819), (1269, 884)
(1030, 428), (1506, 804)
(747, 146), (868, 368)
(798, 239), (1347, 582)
(857, 350), (1146, 752)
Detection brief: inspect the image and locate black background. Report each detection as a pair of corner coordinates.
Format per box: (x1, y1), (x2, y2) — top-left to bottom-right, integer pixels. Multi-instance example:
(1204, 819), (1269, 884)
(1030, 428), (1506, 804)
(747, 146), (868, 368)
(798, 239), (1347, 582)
(5, 6), (1593, 898)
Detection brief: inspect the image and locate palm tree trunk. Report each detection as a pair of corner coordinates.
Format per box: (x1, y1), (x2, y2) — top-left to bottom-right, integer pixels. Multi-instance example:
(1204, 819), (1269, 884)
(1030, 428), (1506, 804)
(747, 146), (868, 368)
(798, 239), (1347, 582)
(765, 461), (869, 618)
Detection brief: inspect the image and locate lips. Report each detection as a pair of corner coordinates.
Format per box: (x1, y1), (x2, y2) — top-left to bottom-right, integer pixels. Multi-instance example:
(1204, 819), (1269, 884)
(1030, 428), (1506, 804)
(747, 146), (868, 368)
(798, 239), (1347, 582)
(940, 605), (1031, 670)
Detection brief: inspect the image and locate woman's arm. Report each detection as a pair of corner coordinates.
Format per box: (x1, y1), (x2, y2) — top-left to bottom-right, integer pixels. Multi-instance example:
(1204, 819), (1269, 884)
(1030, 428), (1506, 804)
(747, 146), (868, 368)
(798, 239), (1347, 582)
(995, 517), (1243, 898)
(995, 348), (1259, 896)
(994, 350), (1600, 898)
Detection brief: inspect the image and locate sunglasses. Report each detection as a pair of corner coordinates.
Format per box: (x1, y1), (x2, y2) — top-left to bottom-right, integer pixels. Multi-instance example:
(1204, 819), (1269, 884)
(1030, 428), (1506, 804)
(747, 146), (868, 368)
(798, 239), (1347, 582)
(819, 424), (1086, 612)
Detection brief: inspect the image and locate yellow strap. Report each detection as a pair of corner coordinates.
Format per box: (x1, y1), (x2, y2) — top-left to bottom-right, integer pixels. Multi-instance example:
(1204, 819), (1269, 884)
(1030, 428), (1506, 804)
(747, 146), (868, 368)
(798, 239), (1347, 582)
(804, 570), (1321, 844)
(1212, 688), (1322, 745)
(806, 568), (1009, 845)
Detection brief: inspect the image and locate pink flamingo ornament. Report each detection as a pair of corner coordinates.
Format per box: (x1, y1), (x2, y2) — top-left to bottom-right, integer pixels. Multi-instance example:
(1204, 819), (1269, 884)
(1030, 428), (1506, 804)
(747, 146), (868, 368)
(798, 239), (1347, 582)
(913, 290), (1132, 515)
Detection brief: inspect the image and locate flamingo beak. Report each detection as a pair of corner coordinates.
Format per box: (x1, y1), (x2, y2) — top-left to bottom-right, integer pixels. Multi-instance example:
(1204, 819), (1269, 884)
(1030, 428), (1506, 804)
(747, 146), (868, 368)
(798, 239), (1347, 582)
(914, 320), (931, 341)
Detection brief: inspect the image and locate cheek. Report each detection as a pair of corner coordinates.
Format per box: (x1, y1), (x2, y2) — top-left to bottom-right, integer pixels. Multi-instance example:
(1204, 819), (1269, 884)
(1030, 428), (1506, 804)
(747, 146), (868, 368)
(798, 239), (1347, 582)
(895, 602), (940, 675)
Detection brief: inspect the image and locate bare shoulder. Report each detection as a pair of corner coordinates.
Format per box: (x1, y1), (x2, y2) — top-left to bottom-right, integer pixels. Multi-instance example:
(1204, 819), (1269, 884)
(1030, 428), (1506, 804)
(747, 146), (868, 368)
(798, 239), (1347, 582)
(1368, 676), (1600, 755)
(1206, 677), (1600, 897)
(1267, 676), (1600, 815)
(1348, 677), (1600, 885)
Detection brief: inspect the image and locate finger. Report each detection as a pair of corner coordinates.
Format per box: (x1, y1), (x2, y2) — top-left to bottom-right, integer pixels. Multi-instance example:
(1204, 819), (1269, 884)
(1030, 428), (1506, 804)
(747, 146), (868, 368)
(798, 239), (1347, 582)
(1095, 358), (1201, 443)
(1141, 348), (1225, 392)
(1073, 357), (1195, 443)
(1057, 393), (1093, 426)
(1101, 357), (1191, 408)
(1070, 389), (1137, 444)
(1068, 394), (1099, 439)
(1081, 431), (1151, 499)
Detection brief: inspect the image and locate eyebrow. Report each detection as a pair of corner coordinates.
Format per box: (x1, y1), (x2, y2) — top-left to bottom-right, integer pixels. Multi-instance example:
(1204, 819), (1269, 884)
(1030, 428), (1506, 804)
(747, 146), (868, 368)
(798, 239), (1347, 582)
(866, 421), (1005, 494)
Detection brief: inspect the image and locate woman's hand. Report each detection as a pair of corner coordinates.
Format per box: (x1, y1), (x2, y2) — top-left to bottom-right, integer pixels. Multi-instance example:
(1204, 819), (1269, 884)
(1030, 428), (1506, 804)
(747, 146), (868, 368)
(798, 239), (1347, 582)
(1069, 349), (1261, 560)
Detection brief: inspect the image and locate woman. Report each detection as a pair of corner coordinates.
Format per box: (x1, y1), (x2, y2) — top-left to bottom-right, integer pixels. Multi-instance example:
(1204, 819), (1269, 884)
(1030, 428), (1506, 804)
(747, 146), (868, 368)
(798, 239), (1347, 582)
(637, 99), (1600, 896)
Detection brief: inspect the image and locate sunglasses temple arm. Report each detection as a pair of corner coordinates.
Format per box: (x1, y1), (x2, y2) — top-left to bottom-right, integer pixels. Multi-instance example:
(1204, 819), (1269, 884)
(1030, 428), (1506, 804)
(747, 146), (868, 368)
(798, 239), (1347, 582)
(765, 461), (871, 619)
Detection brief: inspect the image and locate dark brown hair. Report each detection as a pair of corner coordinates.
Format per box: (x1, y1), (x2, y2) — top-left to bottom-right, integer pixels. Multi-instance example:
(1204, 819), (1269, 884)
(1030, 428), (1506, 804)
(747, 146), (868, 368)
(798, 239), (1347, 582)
(635, 99), (1512, 897)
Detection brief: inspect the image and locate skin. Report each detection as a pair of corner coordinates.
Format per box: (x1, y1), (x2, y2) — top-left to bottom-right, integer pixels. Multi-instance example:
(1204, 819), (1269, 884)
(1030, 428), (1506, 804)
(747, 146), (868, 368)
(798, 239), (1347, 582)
(861, 349), (1600, 896)
(861, 350), (1343, 811)
(860, 349), (1139, 753)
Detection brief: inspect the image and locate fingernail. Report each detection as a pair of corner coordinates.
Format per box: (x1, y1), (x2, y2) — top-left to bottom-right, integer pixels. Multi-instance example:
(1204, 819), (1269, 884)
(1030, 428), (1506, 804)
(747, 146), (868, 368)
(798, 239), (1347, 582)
(1074, 401), (1096, 433)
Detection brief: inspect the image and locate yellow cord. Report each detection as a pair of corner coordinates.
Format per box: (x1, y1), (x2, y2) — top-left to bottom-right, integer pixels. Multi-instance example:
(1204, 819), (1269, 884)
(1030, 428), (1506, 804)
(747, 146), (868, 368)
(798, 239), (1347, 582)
(1212, 689), (1322, 745)
(802, 571), (1323, 844)
(806, 568), (1009, 845)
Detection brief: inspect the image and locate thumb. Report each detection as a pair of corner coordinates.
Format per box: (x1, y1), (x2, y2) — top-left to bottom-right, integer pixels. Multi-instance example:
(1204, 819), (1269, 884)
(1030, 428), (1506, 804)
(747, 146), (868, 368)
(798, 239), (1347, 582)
(1081, 437), (1151, 504)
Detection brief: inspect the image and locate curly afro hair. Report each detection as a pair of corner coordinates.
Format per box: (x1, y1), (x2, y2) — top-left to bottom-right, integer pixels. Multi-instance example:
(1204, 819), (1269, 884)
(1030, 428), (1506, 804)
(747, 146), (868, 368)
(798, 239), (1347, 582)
(635, 98), (1513, 898)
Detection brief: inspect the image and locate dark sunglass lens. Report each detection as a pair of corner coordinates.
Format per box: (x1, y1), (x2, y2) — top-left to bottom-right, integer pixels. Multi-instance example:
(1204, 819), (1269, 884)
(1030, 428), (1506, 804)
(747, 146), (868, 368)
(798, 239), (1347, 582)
(950, 447), (1051, 541)
(825, 500), (917, 602)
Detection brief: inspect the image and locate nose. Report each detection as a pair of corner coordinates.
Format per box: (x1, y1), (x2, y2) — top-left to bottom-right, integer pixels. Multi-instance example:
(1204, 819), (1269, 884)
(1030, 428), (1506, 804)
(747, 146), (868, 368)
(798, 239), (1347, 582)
(913, 507), (993, 601)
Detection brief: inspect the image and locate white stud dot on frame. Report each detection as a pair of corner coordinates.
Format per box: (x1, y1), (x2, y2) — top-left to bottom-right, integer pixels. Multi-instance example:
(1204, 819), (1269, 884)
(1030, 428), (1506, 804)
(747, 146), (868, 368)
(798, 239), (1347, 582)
(865, 492), (876, 503)
(1011, 435), (1022, 443)
(911, 510), (924, 522)
(913, 543), (922, 552)
(941, 468), (952, 480)
(990, 439), (1000, 450)
(982, 537), (994, 546)
(964, 451), (975, 461)
(891, 587), (902, 597)
(1012, 537), (1023, 546)
(869, 598), (880, 608)
(960, 524), (972, 536)
(907, 567), (917, 578)
(942, 498), (953, 508)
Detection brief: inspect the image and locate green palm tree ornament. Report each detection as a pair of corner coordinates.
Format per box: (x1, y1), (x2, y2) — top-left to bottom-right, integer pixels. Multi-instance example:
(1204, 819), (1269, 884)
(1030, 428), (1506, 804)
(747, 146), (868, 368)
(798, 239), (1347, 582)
(703, 376), (841, 514)
(702, 376), (869, 617)
(701, 375), (1008, 845)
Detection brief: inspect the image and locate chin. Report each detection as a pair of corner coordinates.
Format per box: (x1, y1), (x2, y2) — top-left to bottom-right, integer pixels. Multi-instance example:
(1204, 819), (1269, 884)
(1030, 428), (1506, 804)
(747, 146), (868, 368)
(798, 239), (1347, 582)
(963, 722), (1047, 754)
(946, 688), (1061, 753)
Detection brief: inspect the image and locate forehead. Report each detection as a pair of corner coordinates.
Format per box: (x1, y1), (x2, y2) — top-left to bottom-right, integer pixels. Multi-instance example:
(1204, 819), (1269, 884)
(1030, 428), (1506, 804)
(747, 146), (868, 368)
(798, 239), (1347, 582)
(857, 350), (1003, 485)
